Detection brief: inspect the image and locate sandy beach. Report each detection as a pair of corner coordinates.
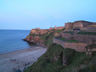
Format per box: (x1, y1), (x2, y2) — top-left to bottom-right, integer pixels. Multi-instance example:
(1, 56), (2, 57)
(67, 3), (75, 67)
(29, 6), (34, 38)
(0, 46), (47, 72)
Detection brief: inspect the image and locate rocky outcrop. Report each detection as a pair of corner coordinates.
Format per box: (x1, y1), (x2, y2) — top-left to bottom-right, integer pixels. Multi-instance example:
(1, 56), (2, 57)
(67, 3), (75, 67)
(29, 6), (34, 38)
(30, 28), (49, 35)
(24, 28), (49, 45)
(24, 35), (44, 46)
(24, 26), (64, 46)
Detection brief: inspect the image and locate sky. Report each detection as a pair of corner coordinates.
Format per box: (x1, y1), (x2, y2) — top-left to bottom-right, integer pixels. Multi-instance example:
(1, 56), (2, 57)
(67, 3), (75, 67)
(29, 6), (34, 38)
(0, 0), (96, 30)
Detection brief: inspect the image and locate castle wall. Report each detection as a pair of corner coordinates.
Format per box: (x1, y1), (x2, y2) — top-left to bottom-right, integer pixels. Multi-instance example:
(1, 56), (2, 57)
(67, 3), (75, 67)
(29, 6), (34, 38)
(61, 33), (96, 44)
(61, 33), (73, 39)
(64, 21), (96, 31)
(73, 22), (84, 29)
(73, 34), (96, 44)
(53, 38), (87, 52)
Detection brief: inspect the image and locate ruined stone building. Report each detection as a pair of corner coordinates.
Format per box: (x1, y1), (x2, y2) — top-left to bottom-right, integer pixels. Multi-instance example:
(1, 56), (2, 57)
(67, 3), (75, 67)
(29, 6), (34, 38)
(65, 21), (96, 31)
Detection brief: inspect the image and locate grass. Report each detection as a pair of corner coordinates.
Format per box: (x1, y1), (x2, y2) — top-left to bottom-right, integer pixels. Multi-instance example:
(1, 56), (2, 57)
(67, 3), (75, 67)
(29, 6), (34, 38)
(61, 52), (88, 72)
(63, 31), (74, 35)
(27, 28), (64, 47)
(55, 29), (64, 33)
(40, 29), (64, 47)
(63, 31), (96, 35)
(24, 44), (65, 72)
(24, 43), (96, 72)
(59, 37), (79, 43)
(25, 29), (96, 72)
(40, 32), (54, 47)
(78, 31), (96, 35)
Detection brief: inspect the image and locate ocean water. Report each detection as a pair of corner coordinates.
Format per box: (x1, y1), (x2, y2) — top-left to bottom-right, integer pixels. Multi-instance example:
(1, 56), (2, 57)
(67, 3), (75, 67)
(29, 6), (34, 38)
(0, 30), (30, 54)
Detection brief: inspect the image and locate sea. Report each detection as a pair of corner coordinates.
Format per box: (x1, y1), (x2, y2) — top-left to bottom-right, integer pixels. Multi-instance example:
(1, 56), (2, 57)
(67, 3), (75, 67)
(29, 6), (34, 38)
(0, 30), (31, 54)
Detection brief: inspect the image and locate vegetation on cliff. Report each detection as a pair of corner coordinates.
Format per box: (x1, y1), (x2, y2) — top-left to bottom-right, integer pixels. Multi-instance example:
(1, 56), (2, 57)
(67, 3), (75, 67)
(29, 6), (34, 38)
(40, 31), (54, 47)
(40, 29), (63, 47)
(24, 21), (96, 72)
(58, 37), (79, 43)
(25, 28), (64, 47)
(24, 43), (96, 72)
(78, 31), (96, 35)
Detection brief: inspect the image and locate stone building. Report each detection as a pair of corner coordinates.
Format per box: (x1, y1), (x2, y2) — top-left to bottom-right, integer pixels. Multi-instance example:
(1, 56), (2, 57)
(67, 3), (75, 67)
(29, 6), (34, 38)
(30, 28), (49, 35)
(49, 26), (64, 30)
(65, 21), (96, 31)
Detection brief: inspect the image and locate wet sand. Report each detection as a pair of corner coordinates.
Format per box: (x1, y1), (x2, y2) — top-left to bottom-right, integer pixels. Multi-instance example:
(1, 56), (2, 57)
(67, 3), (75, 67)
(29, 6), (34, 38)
(0, 46), (47, 72)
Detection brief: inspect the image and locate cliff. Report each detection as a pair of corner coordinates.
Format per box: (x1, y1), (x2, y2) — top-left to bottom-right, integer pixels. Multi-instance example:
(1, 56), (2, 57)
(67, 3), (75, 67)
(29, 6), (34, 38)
(24, 44), (96, 72)
(24, 27), (64, 46)
(24, 20), (96, 72)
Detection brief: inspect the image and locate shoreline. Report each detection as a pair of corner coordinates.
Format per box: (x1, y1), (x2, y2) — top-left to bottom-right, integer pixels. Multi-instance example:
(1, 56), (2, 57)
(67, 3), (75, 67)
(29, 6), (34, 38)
(0, 46), (47, 72)
(0, 45), (41, 55)
(0, 45), (45, 55)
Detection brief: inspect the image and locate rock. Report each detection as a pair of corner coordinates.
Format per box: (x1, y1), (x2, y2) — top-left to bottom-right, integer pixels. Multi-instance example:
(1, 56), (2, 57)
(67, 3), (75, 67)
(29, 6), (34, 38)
(62, 48), (75, 66)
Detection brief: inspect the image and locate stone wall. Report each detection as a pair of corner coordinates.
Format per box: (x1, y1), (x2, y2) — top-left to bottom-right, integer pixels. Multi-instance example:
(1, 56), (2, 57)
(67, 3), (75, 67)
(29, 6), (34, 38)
(53, 38), (87, 52)
(64, 21), (96, 31)
(61, 33), (96, 44)
(73, 34), (96, 44)
(61, 33), (73, 39)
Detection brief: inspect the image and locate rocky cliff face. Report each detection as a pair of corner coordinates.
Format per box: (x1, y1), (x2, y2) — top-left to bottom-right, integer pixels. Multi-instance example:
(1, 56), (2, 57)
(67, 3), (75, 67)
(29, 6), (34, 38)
(24, 29), (47, 45)
(24, 21), (96, 72)
(30, 28), (49, 35)
(24, 27), (64, 46)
